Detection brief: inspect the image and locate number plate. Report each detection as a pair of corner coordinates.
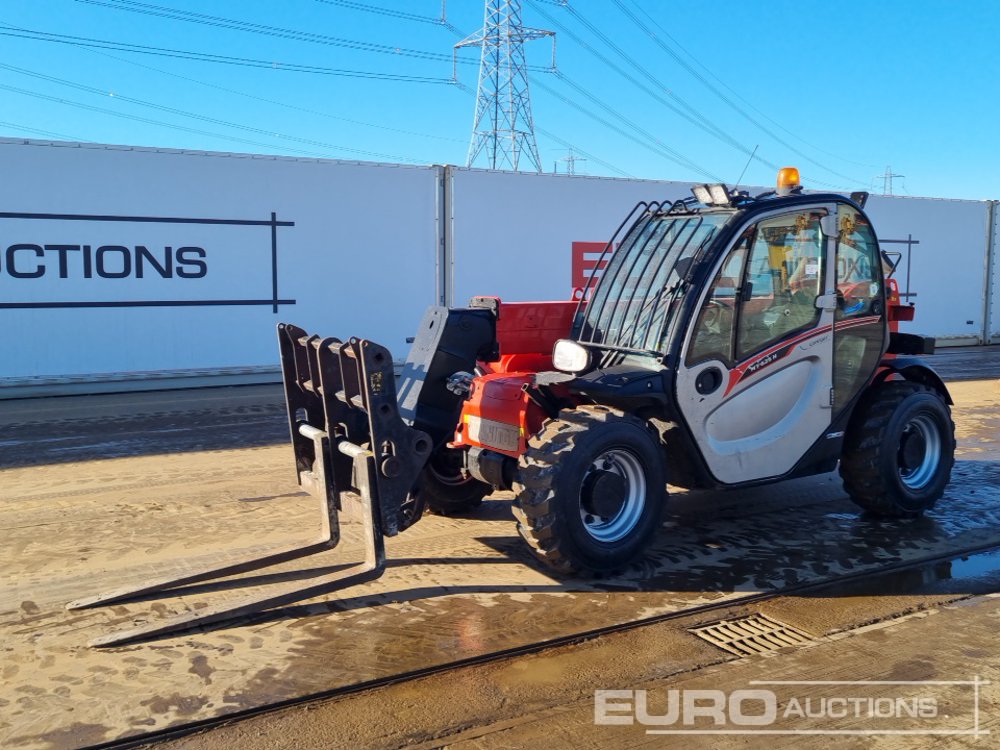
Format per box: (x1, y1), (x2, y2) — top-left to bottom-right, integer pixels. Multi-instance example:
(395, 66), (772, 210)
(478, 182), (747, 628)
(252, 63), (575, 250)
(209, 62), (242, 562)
(466, 415), (520, 453)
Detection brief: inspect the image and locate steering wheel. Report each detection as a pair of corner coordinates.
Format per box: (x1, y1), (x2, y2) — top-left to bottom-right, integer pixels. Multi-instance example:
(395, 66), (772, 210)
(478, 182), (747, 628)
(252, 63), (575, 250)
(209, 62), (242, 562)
(701, 299), (725, 329)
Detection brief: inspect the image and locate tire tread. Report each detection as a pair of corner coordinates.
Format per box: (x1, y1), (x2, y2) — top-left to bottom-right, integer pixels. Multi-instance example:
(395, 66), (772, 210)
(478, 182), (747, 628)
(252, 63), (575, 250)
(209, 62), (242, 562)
(513, 406), (664, 573)
(840, 381), (955, 516)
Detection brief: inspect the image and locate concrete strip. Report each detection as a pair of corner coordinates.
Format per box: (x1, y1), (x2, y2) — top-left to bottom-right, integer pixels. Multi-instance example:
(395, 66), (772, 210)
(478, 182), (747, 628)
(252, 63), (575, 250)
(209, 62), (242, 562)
(434, 595), (1000, 749)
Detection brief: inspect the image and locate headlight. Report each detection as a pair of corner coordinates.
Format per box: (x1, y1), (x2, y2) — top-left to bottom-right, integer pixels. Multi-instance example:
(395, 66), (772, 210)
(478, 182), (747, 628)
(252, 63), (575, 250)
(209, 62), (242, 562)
(552, 339), (591, 374)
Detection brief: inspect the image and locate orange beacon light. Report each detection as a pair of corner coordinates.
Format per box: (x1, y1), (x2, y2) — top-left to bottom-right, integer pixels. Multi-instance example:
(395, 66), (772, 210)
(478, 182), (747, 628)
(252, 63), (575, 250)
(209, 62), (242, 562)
(776, 166), (801, 195)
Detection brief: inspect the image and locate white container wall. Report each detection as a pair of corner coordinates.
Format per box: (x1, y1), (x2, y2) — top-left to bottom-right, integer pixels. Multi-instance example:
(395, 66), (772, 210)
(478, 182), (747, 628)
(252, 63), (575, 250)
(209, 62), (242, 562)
(862, 195), (992, 344)
(2, 139), (997, 395)
(989, 202), (1000, 344)
(449, 171), (994, 344)
(448, 168), (693, 305)
(0, 140), (441, 387)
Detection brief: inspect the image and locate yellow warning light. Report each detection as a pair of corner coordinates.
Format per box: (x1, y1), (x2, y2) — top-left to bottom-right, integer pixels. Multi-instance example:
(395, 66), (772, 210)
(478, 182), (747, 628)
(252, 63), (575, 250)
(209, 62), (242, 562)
(776, 166), (801, 195)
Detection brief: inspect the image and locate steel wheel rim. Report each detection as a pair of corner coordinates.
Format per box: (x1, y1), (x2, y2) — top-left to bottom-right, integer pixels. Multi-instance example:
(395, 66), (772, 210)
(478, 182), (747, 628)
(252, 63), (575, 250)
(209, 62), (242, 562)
(898, 413), (942, 490)
(579, 448), (647, 543)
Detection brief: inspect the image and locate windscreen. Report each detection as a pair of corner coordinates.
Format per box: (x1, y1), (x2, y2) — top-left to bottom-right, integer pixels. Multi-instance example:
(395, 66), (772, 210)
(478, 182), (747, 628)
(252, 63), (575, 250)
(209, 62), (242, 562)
(576, 212), (731, 354)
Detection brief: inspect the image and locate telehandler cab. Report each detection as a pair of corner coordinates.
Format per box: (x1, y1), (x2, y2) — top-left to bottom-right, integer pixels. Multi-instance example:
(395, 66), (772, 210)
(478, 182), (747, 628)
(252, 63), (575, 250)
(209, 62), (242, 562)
(74, 167), (955, 646)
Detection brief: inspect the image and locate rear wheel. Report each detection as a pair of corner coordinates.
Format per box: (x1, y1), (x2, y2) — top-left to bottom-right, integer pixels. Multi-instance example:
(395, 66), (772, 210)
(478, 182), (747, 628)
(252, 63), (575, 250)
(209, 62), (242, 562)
(418, 448), (490, 515)
(513, 406), (666, 573)
(839, 381), (955, 517)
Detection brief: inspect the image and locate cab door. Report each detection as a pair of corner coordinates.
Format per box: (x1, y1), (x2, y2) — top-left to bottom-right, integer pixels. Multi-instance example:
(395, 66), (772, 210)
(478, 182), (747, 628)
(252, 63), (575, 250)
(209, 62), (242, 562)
(675, 205), (838, 484)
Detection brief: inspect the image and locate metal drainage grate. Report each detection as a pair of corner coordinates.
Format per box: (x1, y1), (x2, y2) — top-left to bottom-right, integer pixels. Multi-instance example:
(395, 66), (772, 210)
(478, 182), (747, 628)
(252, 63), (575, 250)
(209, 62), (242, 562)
(689, 614), (813, 656)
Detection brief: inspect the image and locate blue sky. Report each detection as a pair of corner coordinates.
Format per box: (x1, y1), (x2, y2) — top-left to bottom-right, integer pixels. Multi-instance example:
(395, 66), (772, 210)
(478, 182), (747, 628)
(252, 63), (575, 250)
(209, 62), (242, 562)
(1, 0), (997, 200)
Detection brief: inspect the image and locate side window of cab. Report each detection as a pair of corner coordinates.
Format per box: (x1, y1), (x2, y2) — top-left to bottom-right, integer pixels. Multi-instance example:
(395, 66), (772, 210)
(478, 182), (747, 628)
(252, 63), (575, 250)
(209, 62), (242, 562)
(687, 227), (753, 366)
(688, 210), (827, 367)
(736, 211), (825, 359)
(834, 206), (886, 408)
(836, 206), (883, 318)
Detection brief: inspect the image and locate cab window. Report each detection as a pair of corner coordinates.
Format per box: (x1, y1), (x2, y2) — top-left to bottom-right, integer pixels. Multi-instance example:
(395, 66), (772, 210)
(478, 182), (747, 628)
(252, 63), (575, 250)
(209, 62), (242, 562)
(836, 206), (882, 318)
(834, 206), (885, 408)
(737, 211), (825, 359)
(687, 228), (752, 365)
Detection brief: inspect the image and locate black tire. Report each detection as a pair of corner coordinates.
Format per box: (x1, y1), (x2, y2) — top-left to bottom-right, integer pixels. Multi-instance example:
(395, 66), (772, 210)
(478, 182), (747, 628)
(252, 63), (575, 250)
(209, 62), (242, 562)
(513, 405), (666, 574)
(839, 381), (955, 517)
(418, 448), (490, 516)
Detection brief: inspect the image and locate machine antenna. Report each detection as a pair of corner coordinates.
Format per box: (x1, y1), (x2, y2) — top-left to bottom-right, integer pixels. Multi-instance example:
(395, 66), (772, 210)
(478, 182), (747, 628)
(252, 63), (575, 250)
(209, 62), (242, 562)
(733, 144), (759, 189)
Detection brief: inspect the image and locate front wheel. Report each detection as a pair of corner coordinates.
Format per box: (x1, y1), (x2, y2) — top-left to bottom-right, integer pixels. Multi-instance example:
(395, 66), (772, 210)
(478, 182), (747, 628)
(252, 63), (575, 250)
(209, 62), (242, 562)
(839, 381), (955, 517)
(513, 405), (666, 573)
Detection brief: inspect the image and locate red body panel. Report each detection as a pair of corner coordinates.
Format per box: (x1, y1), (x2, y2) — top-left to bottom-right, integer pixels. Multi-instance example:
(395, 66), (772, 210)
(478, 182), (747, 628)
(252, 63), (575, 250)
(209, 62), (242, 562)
(452, 372), (539, 458)
(877, 278), (913, 379)
(883, 277), (913, 370)
(451, 299), (578, 457)
(886, 277), (914, 329)
(488, 300), (578, 366)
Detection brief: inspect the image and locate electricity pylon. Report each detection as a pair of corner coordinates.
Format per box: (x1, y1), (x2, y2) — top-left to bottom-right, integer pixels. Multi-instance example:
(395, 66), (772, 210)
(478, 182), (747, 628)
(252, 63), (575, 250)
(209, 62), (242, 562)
(454, 0), (554, 172)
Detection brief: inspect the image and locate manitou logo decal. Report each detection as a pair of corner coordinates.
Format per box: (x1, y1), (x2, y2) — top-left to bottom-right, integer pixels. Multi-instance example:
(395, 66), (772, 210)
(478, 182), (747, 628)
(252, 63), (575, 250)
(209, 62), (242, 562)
(744, 350), (781, 376)
(0, 210), (295, 311)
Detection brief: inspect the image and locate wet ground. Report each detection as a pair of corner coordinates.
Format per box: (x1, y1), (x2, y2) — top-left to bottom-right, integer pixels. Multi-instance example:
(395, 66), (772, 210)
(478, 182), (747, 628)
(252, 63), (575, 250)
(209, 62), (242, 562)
(155, 547), (1000, 750)
(0, 377), (998, 749)
(925, 344), (1000, 381)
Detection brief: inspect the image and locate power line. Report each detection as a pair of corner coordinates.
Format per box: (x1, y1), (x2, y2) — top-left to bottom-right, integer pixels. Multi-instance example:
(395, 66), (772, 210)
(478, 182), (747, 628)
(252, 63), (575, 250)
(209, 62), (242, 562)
(0, 82), (334, 158)
(45, 0), (634, 178)
(314, 0), (458, 33)
(627, 0), (876, 171)
(538, 125), (630, 177)
(449, 79), (631, 177)
(0, 63), (429, 163)
(65, 40), (469, 145)
(526, 3), (853, 190)
(552, 72), (722, 178)
(0, 25), (454, 83)
(525, 1), (774, 169)
(75, 0), (550, 72)
(0, 121), (92, 142)
(1, 24), (471, 148)
(534, 75), (721, 181)
(77, 0), (459, 62)
(611, 0), (865, 185)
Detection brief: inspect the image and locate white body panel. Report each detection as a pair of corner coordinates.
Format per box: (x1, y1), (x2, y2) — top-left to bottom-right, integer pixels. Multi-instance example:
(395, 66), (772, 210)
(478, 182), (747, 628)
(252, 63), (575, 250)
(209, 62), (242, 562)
(674, 204), (838, 484)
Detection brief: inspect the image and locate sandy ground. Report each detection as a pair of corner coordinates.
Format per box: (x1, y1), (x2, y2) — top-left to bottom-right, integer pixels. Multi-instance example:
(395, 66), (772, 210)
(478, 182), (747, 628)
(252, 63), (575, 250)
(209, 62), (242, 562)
(1, 379), (998, 749)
